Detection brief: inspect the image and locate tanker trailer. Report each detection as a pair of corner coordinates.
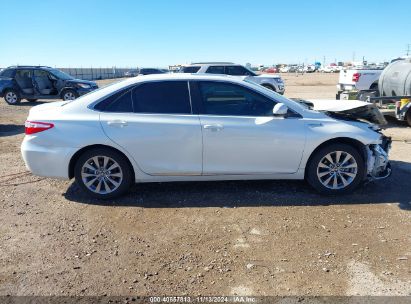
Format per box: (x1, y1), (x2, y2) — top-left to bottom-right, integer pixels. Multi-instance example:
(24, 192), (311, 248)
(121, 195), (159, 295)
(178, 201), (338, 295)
(366, 58), (411, 126)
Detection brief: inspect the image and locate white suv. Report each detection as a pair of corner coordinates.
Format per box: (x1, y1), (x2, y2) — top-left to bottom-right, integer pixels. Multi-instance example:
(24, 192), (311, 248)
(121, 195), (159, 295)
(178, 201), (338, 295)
(180, 62), (285, 94)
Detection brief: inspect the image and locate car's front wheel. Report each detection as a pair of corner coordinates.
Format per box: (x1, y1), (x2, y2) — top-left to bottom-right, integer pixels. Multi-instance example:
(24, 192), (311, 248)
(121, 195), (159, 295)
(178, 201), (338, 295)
(306, 143), (365, 194)
(4, 89), (21, 105)
(74, 148), (133, 199)
(62, 89), (79, 101)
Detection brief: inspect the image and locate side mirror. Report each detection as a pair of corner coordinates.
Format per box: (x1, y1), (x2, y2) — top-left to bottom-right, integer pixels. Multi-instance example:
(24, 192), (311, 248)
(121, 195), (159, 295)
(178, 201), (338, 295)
(272, 103), (288, 116)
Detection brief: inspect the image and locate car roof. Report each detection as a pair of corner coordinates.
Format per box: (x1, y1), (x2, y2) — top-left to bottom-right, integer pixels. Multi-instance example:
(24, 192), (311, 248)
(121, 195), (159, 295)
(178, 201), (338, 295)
(7, 65), (52, 69)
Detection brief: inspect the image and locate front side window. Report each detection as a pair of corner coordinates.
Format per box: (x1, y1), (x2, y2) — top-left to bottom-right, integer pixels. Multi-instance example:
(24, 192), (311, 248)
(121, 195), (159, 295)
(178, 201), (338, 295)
(94, 89), (133, 112)
(205, 66), (225, 74)
(33, 70), (50, 77)
(198, 81), (275, 116)
(132, 81), (191, 114)
(226, 65), (255, 76)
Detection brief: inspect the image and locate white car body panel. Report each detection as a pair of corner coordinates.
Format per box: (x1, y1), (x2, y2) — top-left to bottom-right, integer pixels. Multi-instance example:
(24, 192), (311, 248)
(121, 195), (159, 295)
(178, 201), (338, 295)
(100, 112), (203, 176)
(21, 74), (386, 185)
(337, 69), (382, 91)
(199, 115), (306, 174)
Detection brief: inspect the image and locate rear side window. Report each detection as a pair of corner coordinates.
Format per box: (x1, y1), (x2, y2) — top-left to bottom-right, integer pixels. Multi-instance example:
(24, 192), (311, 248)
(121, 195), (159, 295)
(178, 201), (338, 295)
(181, 66), (201, 73)
(206, 66), (225, 74)
(132, 81), (191, 114)
(0, 69), (15, 78)
(94, 89), (133, 112)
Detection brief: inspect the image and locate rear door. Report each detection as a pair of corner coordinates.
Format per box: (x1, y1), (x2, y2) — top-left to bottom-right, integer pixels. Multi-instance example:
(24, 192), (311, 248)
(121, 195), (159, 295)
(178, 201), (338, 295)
(100, 80), (203, 176)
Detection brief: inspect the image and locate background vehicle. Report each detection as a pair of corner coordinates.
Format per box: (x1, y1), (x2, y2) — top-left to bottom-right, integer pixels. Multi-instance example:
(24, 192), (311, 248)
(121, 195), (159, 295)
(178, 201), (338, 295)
(358, 59), (411, 126)
(337, 67), (383, 94)
(138, 68), (168, 75)
(124, 70), (139, 77)
(21, 74), (391, 199)
(180, 62), (285, 94)
(0, 66), (98, 104)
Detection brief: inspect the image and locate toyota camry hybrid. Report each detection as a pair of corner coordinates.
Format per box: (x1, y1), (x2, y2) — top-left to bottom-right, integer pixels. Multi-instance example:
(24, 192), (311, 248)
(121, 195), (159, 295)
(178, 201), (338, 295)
(21, 74), (391, 199)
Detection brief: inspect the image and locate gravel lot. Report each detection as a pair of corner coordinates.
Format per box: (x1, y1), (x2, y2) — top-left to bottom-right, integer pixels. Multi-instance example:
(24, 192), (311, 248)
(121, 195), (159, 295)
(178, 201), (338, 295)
(0, 73), (410, 297)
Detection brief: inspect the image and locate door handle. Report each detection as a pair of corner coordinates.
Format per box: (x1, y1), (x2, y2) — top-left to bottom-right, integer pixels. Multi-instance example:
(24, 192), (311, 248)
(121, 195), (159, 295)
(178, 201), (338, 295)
(203, 124), (223, 131)
(107, 120), (128, 127)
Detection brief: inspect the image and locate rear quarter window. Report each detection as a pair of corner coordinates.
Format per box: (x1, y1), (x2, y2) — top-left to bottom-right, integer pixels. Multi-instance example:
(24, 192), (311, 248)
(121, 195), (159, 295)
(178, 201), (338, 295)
(94, 89), (133, 112)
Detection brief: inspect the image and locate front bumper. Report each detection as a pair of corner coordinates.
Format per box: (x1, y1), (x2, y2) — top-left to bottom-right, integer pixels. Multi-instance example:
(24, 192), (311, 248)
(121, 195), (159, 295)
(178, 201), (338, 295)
(366, 136), (392, 180)
(77, 86), (98, 96)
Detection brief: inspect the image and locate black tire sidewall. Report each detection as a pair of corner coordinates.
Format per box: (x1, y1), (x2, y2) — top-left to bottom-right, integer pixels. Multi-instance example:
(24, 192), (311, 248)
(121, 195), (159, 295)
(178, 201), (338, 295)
(4, 89), (21, 105)
(306, 143), (365, 195)
(406, 110), (411, 127)
(74, 148), (133, 199)
(262, 84), (275, 91)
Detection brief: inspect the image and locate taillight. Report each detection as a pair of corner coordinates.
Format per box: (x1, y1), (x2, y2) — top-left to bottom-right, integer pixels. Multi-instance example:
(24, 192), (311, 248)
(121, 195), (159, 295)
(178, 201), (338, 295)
(352, 73), (361, 82)
(25, 121), (54, 135)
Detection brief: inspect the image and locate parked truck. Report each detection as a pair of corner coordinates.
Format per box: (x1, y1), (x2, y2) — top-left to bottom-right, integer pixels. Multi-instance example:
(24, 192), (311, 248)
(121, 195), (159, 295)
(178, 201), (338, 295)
(336, 67), (383, 99)
(337, 59), (411, 126)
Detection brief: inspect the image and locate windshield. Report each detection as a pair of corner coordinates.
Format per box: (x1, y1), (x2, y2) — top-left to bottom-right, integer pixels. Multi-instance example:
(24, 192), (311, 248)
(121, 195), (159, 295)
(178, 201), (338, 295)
(48, 68), (74, 80)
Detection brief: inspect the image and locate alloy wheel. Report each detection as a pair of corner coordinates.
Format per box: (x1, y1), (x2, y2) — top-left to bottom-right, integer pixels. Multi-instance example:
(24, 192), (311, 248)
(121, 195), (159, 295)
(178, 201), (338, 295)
(5, 92), (18, 104)
(316, 150), (358, 190)
(81, 156), (123, 195)
(63, 92), (76, 100)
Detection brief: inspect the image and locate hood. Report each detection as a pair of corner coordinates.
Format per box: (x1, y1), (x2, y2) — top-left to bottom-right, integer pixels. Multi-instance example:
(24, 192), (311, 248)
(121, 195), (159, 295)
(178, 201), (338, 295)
(297, 99), (387, 125)
(67, 79), (97, 86)
(257, 74), (281, 79)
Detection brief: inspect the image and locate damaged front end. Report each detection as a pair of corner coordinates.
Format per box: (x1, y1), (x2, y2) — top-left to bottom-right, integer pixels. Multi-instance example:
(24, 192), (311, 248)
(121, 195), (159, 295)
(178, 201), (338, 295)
(296, 98), (392, 181)
(366, 136), (392, 180)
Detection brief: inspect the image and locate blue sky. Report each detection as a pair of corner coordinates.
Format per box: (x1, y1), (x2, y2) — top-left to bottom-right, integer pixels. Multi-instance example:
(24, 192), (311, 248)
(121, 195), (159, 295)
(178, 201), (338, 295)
(1, 0), (410, 68)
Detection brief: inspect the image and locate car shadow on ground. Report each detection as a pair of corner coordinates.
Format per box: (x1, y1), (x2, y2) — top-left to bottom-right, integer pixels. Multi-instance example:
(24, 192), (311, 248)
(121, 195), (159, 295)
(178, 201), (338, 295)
(0, 124), (25, 137)
(14, 100), (48, 107)
(64, 160), (411, 211)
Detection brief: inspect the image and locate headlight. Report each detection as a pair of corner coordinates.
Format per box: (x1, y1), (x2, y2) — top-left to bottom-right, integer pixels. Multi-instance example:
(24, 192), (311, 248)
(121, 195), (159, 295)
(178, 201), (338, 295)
(274, 78), (283, 83)
(76, 83), (91, 89)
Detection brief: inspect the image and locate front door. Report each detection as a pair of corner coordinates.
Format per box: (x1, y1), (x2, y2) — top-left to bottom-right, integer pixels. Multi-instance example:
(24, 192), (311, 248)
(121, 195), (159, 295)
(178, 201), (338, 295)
(192, 81), (306, 175)
(100, 81), (202, 176)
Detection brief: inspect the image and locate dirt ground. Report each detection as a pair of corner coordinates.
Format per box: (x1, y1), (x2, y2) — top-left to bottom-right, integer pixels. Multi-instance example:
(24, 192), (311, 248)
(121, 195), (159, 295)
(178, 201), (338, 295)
(0, 73), (410, 297)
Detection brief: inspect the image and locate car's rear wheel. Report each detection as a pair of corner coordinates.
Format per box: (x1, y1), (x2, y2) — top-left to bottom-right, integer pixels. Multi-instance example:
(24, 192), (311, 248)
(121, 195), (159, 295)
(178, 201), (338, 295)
(62, 89), (78, 101)
(4, 89), (21, 105)
(306, 143), (365, 195)
(262, 84), (276, 91)
(74, 148), (133, 199)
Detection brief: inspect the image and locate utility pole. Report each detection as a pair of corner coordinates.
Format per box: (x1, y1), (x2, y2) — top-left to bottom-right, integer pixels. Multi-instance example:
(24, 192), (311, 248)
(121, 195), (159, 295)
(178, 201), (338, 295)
(406, 44), (410, 56)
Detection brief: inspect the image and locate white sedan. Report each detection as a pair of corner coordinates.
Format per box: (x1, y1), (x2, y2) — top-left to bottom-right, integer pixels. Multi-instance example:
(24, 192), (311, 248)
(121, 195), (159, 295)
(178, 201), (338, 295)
(21, 74), (391, 199)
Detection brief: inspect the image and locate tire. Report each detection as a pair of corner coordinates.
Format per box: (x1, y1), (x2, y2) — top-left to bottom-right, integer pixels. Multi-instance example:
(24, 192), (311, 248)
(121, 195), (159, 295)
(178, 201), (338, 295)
(370, 83), (378, 91)
(61, 89), (79, 101)
(74, 147), (133, 199)
(262, 84), (276, 91)
(306, 143), (365, 195)
(406, 109), (411, 127)
(3, 89), (21, 105)
(26, 99), (38, 102)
